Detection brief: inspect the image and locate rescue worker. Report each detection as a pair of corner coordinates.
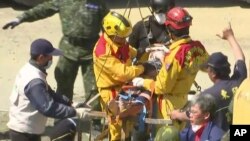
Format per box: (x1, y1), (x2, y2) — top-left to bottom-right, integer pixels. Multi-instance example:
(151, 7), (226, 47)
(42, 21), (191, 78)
(7, 38), (90, 141)
(170, 23), (247, 132)
(132, 7), (209, 134)
(2, 0), (109, 129)
(129, 0), (175, 62)
(93, 11), (151, 141)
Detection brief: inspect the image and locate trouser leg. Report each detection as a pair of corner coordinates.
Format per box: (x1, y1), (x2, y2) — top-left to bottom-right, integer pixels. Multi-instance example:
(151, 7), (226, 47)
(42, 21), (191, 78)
(49, 118), (77, 141)
(81, 59), (102, 129)
(55, 56), (79, 100)
(80, 58), (98, 100)
(9, 129), (41, 141)
(99, 88), (134, 141)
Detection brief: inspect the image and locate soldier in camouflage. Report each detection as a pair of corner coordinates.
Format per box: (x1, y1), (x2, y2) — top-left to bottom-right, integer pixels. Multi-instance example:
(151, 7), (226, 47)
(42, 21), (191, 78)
(3, 0), (109, 102)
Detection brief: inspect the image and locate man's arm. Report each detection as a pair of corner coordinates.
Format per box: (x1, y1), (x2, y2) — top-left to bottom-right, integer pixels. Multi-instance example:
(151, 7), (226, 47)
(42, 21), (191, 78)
(48, 86), (72, 106)
(216, 22), (245, 61)
(142, 59), (179, 95)
(96, 53), (144, 84)
(217, 23), (247, 80)
(2, 0), (59, 29)
(24, 79), (76, 119)
(170, 110), (189, 121)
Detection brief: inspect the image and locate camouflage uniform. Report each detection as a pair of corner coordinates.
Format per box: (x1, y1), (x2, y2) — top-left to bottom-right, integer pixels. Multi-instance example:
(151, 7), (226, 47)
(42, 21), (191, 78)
(17, 0), (109, 100)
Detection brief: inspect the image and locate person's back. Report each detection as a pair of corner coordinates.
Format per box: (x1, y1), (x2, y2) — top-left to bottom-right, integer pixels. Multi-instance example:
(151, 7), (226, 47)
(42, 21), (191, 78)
(200, 23), (247, 131)
(135, 7), (209, 119)
(201, 62), (246, 131)
(201, 78), (244, 131)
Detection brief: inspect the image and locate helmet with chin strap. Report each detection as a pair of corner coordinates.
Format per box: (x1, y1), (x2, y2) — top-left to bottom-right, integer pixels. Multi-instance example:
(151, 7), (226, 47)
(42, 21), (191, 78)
(165, 7), (192, 30)
(150, 0), (175, 13)
(102, 11), (132, 38)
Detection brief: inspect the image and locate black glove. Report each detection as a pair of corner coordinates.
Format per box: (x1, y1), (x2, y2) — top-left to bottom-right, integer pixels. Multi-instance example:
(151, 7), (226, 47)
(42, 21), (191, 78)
(2, 19), (21, 30)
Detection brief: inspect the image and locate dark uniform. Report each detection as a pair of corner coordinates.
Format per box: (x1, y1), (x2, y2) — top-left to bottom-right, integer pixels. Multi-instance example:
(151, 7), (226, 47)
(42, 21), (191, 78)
(129, 16), (171, 60)
(200, 60), (247, 131)
(16, 0), (109, 100)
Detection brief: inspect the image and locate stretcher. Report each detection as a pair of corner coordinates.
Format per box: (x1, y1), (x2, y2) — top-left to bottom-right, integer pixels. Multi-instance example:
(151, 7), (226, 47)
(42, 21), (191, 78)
(84, 110), (172, 141)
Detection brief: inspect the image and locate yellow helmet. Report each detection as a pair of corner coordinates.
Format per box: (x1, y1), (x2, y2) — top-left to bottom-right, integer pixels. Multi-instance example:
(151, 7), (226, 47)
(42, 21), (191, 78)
(102, 11), (132, 38)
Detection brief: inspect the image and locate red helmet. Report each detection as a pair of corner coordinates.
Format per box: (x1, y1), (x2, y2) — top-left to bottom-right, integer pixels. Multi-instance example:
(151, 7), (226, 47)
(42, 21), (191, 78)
(165, 7), (192, 30)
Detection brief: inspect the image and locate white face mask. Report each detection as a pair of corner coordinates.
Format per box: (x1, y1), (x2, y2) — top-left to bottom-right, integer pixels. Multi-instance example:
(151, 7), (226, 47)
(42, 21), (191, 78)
(191, 124), (202, 132)
(44, 60), (52, 69)
(154, 13), (166, 25)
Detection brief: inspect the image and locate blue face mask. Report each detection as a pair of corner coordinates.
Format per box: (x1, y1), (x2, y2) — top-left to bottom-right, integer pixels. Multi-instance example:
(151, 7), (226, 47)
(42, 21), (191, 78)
(44, 60), (52, 69)
(154, 13), (166, 25)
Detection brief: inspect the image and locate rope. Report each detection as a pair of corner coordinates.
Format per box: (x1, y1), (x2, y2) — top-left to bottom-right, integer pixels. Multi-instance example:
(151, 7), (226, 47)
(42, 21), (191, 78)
(51, 130), (75, 141)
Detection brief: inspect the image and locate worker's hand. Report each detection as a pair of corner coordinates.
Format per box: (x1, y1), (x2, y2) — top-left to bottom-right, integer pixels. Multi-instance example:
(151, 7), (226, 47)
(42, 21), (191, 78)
(132, 77), (144, 87)
(216, 22), (234, 40)
(169, 110), (182, 120)
(72, 102), (85, 108)
(75, 107), (91, 119)
(169, 110), (189, 121)
(2, 18), (21, 30)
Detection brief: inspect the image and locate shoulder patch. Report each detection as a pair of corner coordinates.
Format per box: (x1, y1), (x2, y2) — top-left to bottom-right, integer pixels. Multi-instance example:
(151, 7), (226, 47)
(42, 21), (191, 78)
(175, 43), (192, 67)
(221, 89), (230, 100)
(175, 41), (207, 68)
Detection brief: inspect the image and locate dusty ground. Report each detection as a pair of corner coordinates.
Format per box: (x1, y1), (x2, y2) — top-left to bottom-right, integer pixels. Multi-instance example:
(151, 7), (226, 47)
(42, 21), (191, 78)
(1, 0), (250, 140)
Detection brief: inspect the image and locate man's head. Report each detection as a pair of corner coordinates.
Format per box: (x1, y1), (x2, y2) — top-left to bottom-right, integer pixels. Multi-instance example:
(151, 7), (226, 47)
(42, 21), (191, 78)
(189, 94), (217, 125)
(150, 0), (175, 25)
(201, 52), (231, 82)
(150, 0), (175, 13)
(102, 11), (132, 45)
(165, 7), (192, 38)
(30, 38), (63, 69)
(140, 59), (162, 80)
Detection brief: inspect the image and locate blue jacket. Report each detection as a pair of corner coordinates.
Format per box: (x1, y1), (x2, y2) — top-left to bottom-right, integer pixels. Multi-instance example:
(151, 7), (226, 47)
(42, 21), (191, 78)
(24, 60), (76, 119)
(180, 121), (225, 141)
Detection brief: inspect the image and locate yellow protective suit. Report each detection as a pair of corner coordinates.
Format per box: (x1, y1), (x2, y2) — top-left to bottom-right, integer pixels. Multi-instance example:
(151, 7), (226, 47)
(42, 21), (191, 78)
(233, 77), (250, 124)
(93, 33), (144, 140)
(143, 37), (209, 129)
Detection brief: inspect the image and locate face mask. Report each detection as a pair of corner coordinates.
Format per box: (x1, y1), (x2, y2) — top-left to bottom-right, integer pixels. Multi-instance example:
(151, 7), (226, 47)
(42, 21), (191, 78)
(44, 60), (52, 69)
(154, 13), (166, 25)
(191, 124), (202, 132)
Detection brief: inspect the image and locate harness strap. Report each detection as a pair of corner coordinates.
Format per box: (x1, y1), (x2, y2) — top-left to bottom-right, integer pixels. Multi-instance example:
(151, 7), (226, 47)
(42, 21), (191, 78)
(111, 88), (117, 99)
(147, 81), (155, 134)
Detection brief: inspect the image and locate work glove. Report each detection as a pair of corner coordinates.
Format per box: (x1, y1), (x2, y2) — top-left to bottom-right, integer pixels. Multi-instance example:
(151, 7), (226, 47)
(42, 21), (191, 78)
(2, 18), (21, 30)
(132, 77), (144, 87)
(75, 107), (91, 119)
(132, 57), (138, 65)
